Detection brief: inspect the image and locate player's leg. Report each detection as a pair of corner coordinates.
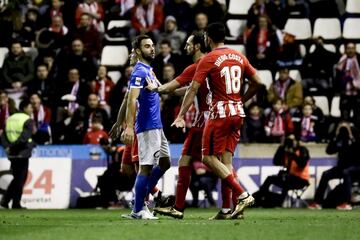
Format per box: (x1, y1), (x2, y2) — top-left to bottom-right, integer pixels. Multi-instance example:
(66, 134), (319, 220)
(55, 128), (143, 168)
(145, 129), (171, 198)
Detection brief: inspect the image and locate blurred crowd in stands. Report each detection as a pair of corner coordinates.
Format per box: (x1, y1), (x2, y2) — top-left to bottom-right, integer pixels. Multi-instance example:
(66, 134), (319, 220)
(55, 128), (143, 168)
(0, 0), (360, 146)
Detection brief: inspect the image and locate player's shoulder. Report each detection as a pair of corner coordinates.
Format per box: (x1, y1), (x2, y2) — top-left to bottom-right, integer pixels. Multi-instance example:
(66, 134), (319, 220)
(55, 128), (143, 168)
(132, 63), (149, 78)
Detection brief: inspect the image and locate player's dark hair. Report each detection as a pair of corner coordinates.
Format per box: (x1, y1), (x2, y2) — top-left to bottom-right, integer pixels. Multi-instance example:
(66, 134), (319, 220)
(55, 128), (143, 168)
(19, 99), (31, 112)
(206, 22), (226, 43)
(132, 34), (152, 49)
(192, 30), (207, 53)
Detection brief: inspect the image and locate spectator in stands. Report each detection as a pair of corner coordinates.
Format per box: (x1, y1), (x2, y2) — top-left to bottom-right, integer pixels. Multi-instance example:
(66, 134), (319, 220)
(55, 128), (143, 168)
(74, 13), (102, 59)
(284, 0), (310, 18)
(0, 90), (17, 135)
(164, 0), (192, 33)
(58, 68), (89, 115)
(83, 112), (109, 144)
(152, 39), (183, 81)
(57, 39), (97, 82)
(253, 134), (310, 208)
(75, 0), (105, 33)
(302, 95), (326, 141)
(309, 121), (358, 210)
(109, 64), (133, 121)
(334, 42), (360, 128)
(268, 67), (303, 114)
(21, 7), (42, 47)
(157, 16), (186, 55)
(242, 102), (267, 143)
(27, 64), (56, 109)
(292, 103), (318, 142)
(243, 80), (269, 110)
(246, 0), (271, 29)
(301, 36), (338, 95)
(112, 0), (135, 19)
(192, 0), (225, 25)
(245, 15), (280, 72)
(129, 0), (164, 41)
(193, 12), (208, 32)
(30, 93), (52, 144)
(276, 32), (303, 68)
(43, 0), (65, 27)
(89, 65), (115, 110)
(265, 99), (294, 143)
(47, 14), (69, 49)
(0, 7), (18, 47)
(1, 40), (34, 92)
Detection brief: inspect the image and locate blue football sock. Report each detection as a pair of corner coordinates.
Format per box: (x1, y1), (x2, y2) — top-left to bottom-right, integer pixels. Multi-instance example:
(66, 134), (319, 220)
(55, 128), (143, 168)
(134, 174), (149, 213)
(146, 166), (165, 195)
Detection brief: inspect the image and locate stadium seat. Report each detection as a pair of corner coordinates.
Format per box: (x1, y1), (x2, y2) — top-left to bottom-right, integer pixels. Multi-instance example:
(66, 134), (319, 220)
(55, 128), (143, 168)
(257, 70), (273, 90)
(225, 44), (246, 55)
(309, 44), (336, 53)
(343, 18), (360, 40)
(313, 18), (341, 40)
(339, 43), (360, 54)
(284, 18), (312, 40)
(313, 96), (330, 116)
(299, 44), (307, 57)
(275, 70), (302, 82)
(101, 46), (129, 67)
(107, 71), (122, 84)
(226, 19), (247, 40)
(185, 0), (197, 5)
(228, 0), (254, 15)
(330, 96), (341, 118)
(0, 47), (9, 68)
(105, 20), (130, 42)
(346, 0), (360, 14)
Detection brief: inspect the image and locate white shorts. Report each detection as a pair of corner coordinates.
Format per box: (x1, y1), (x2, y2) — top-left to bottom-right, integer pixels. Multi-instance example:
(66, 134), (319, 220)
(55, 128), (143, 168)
(136, 129), (171, 165)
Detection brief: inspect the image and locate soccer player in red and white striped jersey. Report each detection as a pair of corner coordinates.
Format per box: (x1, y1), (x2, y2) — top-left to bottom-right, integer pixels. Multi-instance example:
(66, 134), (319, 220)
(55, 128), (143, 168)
(172, 22), (263, 219)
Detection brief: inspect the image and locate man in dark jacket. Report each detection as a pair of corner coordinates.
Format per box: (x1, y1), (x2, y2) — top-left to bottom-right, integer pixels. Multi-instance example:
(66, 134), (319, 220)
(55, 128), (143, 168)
(1, 40), (34, 89)
(0, 99), (36, 209)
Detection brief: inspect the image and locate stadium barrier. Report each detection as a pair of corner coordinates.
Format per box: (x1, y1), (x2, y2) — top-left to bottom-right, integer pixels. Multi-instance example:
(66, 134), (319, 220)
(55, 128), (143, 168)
(0, 144), (336, 209)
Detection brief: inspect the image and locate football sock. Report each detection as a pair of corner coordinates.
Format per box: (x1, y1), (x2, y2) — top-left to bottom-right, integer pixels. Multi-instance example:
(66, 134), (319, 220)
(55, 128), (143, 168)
(175, 166), (191, 210)
(134, 174), (149, 213)
(221, 180), (232, 209)
(223, 174), (244, 196)
(231, 170), (240, 206)
(146, 166), (165, 196)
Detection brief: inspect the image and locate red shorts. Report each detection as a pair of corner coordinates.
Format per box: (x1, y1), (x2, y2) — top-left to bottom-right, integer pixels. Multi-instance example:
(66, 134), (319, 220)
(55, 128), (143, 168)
(121, 136), (139, 165)
(181, 127), (203, 161)
(202, 116), (243, 156)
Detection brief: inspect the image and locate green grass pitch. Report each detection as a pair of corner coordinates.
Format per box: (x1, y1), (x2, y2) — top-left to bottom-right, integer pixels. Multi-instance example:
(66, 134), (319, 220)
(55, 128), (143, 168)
(0, 208), (359, 240)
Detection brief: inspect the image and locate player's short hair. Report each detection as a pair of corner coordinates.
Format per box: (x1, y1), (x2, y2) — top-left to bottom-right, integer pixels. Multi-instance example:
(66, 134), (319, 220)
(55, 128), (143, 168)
(191, 30), (207, 53)
(132, 34), (152, 49)
(206, 22), (225, 44)
(19, 99), (31, 111)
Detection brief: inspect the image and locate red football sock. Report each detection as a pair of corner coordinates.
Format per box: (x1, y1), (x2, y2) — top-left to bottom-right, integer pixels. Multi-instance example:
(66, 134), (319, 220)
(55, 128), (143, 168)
(221, 180), (232, 208)
(175, 166), (191, 210)
(231, 170), (240, 206)
(223, 174), (244, 196)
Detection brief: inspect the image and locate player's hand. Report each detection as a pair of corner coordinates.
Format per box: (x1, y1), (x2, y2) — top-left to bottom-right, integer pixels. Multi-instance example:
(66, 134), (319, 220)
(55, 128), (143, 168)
(121, 127), (135, 145)
(109, 122), (121, 140)
(145, 76), (157, 91)
(171, 117), (186, 128)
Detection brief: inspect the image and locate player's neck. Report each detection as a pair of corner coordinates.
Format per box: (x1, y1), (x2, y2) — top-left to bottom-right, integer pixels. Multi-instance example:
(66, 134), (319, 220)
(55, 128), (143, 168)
(193, 51), (204, 62)
(211, 42), (225, 50)
(139, 58), (151, 66)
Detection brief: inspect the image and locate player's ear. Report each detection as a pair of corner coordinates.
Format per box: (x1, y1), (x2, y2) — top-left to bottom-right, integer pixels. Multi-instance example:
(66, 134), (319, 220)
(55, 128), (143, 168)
(135, 48), (141, 55)
(194, 43), (200, 51)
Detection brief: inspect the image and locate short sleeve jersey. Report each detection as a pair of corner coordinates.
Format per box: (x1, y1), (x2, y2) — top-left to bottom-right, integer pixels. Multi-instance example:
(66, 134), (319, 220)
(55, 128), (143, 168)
(193, 47), (257, 119)
(129, 61), (162, 133)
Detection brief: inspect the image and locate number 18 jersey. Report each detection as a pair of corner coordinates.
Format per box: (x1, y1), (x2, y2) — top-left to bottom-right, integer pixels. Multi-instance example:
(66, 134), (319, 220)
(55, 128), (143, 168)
(193, 47), (257, 119)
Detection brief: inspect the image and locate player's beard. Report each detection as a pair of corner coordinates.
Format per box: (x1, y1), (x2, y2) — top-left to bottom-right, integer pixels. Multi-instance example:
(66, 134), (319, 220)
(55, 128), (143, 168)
(141, 51), (155, 63)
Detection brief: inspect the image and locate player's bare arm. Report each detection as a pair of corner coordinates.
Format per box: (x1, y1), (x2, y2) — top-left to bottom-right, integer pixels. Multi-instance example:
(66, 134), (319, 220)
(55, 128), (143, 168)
(172, 81), (200, 128)
(173, 86), (188, 96)
(146, 77), (181, 94)
(109, 91), (129, 139)
(242, 73), (262, 103)
(122, 88), (140, 145)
